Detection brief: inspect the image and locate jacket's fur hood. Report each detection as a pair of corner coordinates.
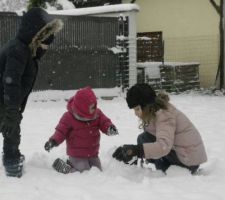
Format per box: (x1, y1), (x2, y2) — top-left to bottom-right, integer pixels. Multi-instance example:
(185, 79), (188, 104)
(17, 7), (63, 57)
(30, 18), (63, 57)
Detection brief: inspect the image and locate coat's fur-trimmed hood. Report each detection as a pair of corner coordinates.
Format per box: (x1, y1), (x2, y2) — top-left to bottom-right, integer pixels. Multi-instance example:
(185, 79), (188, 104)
(29, 19), (63, 57)
(17, 7), (63, 56)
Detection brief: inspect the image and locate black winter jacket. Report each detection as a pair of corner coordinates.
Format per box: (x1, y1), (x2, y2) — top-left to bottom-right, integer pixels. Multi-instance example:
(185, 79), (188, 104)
(0, 39), (37, 112)
(0, 8), (63, 113)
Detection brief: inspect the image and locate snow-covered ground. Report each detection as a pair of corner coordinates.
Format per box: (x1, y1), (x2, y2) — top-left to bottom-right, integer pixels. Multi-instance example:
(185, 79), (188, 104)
(0, 89), (225, 200)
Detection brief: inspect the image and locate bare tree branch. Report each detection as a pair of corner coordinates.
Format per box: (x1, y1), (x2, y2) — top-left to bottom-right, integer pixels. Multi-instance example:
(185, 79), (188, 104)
(209, 0), (221, 15)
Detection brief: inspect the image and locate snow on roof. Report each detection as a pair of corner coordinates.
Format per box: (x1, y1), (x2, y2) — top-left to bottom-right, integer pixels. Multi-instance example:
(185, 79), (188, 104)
(48, 4), (139, 16)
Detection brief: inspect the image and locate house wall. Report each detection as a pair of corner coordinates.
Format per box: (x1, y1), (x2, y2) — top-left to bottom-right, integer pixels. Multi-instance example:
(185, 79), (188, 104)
(123, 0), (220, 87)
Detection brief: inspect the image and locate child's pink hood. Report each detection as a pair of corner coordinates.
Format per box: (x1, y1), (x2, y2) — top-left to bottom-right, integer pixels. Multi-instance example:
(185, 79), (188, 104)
(67, 87), (97, 119)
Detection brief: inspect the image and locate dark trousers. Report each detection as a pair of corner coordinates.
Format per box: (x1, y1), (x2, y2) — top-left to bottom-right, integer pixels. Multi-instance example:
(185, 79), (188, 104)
(0, 106), (22, 162)
(137, 132), (199, 174)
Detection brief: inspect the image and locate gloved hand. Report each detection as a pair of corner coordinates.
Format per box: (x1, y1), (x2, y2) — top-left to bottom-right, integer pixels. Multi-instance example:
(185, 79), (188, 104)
(112, 146), (124, 161)
(0, 108), (22, 138)
(44, 139), (57, 152)
(112, 144), (144, 164)
(107, 125), (119, 136)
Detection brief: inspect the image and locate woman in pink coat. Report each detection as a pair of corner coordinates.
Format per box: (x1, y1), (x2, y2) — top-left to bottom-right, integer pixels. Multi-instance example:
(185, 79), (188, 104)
(44, 87), (118, 174)
(113, 83), (207, 174)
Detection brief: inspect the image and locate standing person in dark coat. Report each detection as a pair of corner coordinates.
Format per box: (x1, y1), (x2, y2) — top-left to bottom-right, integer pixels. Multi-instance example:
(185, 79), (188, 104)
(0, 7), (63, 177)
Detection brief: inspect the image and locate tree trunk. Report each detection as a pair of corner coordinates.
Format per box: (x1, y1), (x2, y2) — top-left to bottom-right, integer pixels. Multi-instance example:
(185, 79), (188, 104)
(210, 0), (224, 89)
(219, 0), (224, 89)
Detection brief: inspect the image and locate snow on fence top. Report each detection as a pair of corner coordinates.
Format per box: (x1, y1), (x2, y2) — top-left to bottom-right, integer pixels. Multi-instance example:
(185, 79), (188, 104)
(138, 62), (200, 68)
(47, 4), (139, 16)
(137, 62), (200, 79)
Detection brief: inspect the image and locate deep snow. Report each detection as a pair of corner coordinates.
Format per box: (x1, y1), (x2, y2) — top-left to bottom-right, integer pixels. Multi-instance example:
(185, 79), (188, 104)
(0, 89), (225, 200)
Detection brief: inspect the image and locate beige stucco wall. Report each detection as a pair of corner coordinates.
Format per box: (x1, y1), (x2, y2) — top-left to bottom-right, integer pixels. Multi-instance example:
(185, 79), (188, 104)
(123, 0), (220, 87)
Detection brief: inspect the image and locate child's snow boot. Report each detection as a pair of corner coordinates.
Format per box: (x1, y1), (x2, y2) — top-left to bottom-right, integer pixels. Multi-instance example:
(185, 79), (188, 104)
(52, 158), (72, 174)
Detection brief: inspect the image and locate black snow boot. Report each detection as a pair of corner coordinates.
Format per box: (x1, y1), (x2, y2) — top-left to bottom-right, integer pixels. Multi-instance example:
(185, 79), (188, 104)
(3, 155), (25, 178)
(52, 158), (72, 174)
(153, 158), (170, 173)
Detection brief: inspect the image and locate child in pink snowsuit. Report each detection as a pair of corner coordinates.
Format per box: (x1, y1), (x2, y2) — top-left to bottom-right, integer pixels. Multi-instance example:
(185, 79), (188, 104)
(44, 87), (118, 174)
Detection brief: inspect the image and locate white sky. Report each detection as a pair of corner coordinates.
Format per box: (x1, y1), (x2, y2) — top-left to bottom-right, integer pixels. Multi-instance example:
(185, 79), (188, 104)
(0, 89), (224, 200)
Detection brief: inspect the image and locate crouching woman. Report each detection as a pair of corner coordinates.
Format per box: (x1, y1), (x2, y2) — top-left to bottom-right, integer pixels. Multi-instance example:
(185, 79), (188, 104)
(112, 83), (207, 174)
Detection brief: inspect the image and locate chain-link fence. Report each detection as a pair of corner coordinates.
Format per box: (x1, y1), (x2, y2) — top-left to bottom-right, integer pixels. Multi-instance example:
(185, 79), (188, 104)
(0, 12), (130, 91)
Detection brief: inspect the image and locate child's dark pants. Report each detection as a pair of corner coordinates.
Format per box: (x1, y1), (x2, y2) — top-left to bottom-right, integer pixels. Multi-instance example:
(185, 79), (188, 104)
(69, 156), (102, 173)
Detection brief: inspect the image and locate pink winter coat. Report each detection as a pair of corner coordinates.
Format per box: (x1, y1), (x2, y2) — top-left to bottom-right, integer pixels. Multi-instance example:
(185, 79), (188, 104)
(143, 103), (207, 166)
(50, 87), (113, 158)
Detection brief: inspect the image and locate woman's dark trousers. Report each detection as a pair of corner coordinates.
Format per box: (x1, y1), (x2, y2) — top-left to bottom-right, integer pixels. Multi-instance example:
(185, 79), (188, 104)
(137, 132), (199, 174)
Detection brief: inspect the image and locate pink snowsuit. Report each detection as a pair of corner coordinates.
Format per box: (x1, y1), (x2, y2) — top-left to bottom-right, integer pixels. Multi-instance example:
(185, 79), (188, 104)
(50, 87), (114, 171)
